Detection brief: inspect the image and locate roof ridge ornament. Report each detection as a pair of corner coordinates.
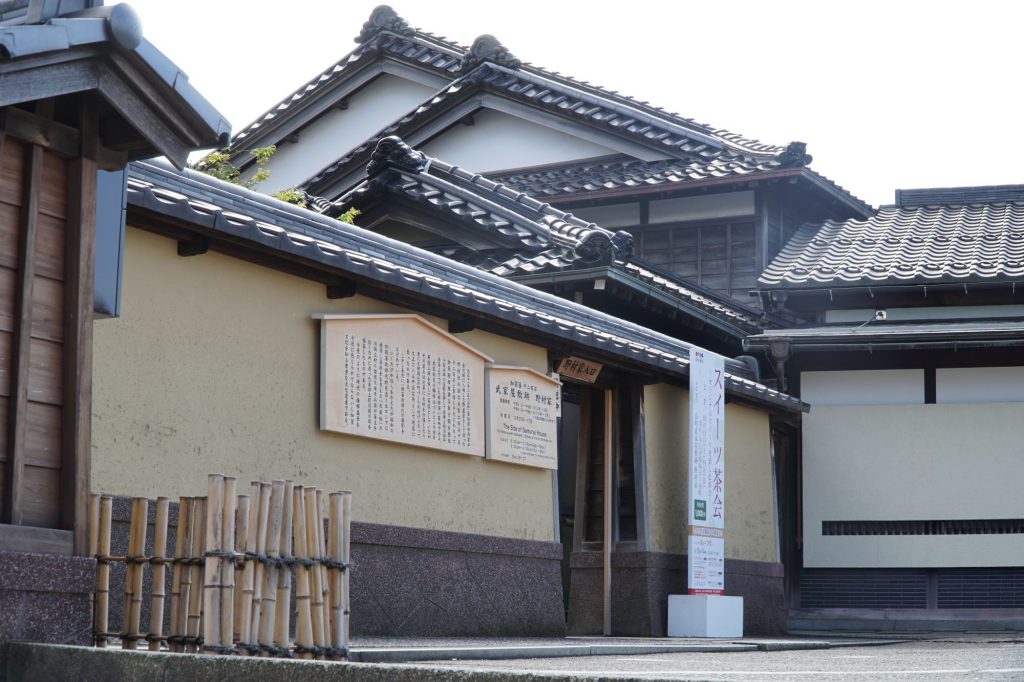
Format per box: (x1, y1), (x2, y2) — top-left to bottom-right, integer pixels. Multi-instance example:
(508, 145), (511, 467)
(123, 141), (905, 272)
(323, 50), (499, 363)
(366, 136), (428, 178)
(355, 5), (414, 44)
(779, 141), (813, 166)
(458, 34), (521, 73)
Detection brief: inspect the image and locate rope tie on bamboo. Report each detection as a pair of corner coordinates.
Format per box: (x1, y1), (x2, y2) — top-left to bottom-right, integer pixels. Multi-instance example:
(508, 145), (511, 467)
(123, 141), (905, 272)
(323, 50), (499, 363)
(144, 633), (169, 643)
(293, 645), (348, 658)
(93, 553), (116, 564)
(239, 643), (293, 657)
(204, 549), (242, 564)
(201, 643), (236, 655)
(124, 555), (150, 565)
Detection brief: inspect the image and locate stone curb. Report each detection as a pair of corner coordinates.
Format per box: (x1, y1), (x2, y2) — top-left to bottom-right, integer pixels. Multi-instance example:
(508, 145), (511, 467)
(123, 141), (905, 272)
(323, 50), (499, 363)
(351, 643), (758, 663)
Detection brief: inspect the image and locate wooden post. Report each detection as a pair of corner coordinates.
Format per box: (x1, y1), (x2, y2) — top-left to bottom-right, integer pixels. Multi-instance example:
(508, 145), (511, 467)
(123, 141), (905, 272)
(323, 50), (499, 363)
(292, 485), (313, 659)
(603, 389), (613, 637)
(219, 477), (237, 651)
(233, 492), (250, 647)
(274, 480), (294, 652)
(148, 497), (170, 651)
(93, 495), (112, 647)
(203, 474), (224, 652)
(185, 498), (206, 653)
(124, 497), (149, 650)
(258, 480), (285, 654)
(5, 142), (42, 526)
(169, 496), (192, 652)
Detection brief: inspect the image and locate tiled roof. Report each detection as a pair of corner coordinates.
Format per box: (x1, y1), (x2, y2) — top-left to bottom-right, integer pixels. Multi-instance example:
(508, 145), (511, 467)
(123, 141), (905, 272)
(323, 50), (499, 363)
(318, 137), (764, 335)
(489, 157), (872, 217)
(759, 200), (1024, 289)
(234, 5), (796, 171)
(125, 160), (803, 412)
(301, 58), (810, 196)
(490, 155), (783, 197)
(338, 136), (634, 265)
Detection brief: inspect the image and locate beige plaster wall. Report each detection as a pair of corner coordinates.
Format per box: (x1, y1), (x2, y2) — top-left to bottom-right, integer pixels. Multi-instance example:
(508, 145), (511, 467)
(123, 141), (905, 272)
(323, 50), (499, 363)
(92, 227), (554, 541)
(804, 403), (1024, 567)
(643, 383), (777, 562)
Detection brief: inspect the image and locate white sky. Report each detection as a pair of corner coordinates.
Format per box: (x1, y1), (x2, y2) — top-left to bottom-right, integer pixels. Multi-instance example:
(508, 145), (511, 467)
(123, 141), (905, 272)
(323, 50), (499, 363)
(127, 0), (1023, 208)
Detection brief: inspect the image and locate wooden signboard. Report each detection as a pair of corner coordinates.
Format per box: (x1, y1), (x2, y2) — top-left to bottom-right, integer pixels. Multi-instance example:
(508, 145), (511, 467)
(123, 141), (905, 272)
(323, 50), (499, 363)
(485, 366), (561, 469)
(555, 356), (602, 383)
(316, 314), (491, 456)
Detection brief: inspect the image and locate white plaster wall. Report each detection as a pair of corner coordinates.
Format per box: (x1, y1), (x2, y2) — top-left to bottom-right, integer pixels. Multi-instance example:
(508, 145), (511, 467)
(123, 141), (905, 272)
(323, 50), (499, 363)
(801, 369), (924, 406)
(247, 75), (436, 193)
(648, 191), (755, 224)
(92, 227), (555, 541)
(420, 108), (619, 173)
(803, 403), (1024, 567)
(571, 203), (640, 228)
(937, 367), (1024, 403)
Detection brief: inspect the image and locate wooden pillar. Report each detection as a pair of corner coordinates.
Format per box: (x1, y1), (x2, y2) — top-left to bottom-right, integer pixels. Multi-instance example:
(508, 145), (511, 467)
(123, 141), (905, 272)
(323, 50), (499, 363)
(62, 100), (97, 555)
(5, 141), (42, 526)
(602, 388), (613, 636)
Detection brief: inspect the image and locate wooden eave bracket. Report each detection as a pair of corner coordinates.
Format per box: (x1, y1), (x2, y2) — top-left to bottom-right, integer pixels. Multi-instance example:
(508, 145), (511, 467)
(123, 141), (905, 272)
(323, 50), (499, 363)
(177, 234), (209, 257)
(326, 279), (358, 299)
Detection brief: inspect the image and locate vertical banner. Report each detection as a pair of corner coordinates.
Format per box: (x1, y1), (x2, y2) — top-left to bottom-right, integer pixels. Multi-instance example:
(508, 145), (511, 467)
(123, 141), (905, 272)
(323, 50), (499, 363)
(687, 350), (725, 595)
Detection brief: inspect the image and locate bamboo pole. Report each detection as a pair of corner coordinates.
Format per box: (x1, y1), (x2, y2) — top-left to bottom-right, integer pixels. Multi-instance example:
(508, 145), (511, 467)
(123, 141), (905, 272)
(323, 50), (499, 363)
(93, 495), (112, 648)
(241, 482), (263, 651)
(220, 477), (237, 651)
(233, 492), (250, 646)
(274, 480), (294, 652)
(258, 480), (285, 654)
(316, 487), (329, 651)
(88, 494), (100, 559)
(327, 493), (344, 658)
(169, 497), (191, 652)
(185, 497), (207, 653)
(291, 485), (313, 659)
(249, 482), (271, 647)
(341, 492), (352, 655)
(203, 475), (224, 652)
(148, 497), (170, 651)
(304, 488), (326, 656)
(124, 497), (149, 650)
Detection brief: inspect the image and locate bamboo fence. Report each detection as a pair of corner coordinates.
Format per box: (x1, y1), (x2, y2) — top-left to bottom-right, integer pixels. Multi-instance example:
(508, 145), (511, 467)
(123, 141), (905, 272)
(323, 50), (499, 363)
(90, 475), (352, 659)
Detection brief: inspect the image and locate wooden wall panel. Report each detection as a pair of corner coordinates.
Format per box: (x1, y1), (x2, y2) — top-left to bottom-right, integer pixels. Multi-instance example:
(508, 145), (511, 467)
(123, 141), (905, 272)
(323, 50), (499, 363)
(27, 337), (62, 406)
(34, 212), (65, 281)
(29, 275), (63, 343)
(38, 151), (67, 220)
(0, 137), (24, 207)
(0, 269), (12, 332)
(0, 202), (19, 266)
(25, 401), (60, 468)
(0, 330), (9, 396)
(21, 464), (60, 528)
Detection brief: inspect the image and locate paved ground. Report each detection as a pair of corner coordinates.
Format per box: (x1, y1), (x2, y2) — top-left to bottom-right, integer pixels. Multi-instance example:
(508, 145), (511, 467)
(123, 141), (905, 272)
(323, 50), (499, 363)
(400, 636), (1024, 681)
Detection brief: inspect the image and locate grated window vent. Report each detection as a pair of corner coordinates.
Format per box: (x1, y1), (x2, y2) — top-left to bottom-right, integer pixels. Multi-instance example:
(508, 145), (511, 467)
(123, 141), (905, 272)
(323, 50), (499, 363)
(822, 519), (1024, 536)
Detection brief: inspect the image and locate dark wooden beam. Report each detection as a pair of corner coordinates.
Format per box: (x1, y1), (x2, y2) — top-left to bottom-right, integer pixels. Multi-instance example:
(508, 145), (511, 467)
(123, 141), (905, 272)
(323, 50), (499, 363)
(283, 132), (300, 144)
(62, 98), (98, 556)
(0, 60), (100, 110)
(334, 99), (349, 111)
(3, 105), (81, 157)
(96, 65), (191, 166)
(177, 234), (209, 257)
(6, 142), (43, 526)
(326, 279), (358, 299)
(447, 317), (476, 334)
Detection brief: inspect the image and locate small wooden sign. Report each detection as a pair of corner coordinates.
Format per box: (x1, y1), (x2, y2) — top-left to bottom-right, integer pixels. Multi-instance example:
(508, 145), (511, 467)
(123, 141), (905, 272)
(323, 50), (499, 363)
(316, 314), (492, 456)
(555, 356), (603, 383)
(486, 366), (561, 469)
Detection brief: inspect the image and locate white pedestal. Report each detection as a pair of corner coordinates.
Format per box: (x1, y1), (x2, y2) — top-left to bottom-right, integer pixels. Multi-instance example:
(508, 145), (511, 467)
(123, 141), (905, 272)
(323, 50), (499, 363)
(667, 594), (744, 637)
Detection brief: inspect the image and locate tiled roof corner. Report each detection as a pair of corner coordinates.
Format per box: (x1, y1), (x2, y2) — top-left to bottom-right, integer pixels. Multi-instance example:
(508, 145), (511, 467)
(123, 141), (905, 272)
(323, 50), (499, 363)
(366, 135), (428, 177)
(759, 199), (1024, 289)
(355, 5), (415, 44)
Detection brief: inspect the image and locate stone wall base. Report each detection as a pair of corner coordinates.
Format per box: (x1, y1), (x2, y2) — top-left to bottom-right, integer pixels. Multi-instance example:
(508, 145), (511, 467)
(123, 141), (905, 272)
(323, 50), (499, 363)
(567, 551), (785, 636)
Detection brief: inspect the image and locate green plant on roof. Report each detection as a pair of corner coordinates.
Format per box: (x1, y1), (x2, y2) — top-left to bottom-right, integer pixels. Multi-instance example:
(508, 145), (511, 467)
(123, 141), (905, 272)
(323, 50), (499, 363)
(191, 146), (359, 224)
